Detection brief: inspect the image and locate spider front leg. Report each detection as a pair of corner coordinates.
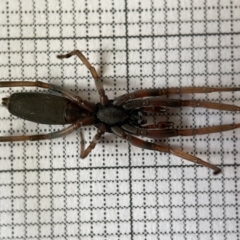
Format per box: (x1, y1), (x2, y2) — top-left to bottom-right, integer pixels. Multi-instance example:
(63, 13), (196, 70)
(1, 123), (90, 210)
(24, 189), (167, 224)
(140, 106), (167, 113)
(79, 124), (107, 158)
(57, 50), (109, 106)
(123, 98), (240, 112)
(114, 86), (240, 106)
(111, 126), (221, 175)
(122, 123), (240, 138)
(141, 122), (174, 129)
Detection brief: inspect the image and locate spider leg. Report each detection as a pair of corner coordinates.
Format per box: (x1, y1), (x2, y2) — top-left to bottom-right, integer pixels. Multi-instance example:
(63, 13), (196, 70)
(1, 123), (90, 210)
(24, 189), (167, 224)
(0, 116), (96, 142)
(0, 81), (50, 88)
(57, 50), (109, 106)
(122, 123), (240, 139)
(122, 124), (178, 138)
(178, 123), (240, 136)
(139, 106), (166, 113)
(123, 98), (240, 112)
(0, 81), (96, 112)
(142, 122), (174, 129)
(113, 86), (240, 105)
(79, 124), (107, 158)
(111, 126), (221, 175)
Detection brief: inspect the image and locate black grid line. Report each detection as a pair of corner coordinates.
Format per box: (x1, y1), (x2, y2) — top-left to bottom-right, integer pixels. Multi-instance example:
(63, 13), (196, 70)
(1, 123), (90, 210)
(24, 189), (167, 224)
(1, 1), (240, 240)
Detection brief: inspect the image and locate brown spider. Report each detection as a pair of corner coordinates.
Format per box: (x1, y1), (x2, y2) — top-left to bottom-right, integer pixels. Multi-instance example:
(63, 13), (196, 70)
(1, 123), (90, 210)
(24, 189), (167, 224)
(1, 50), (240, 174)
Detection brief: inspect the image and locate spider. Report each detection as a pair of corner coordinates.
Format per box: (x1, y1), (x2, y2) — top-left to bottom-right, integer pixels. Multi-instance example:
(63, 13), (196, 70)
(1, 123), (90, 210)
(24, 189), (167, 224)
(1, 50), (240, 174)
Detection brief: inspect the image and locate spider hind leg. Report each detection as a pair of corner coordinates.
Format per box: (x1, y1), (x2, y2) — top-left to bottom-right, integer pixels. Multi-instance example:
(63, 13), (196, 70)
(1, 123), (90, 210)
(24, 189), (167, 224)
(111, 126), (221, 175)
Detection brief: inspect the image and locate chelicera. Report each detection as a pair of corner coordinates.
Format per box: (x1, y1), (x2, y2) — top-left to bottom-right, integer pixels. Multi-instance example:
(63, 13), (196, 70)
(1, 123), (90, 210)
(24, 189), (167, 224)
(1, 50), (240, 174)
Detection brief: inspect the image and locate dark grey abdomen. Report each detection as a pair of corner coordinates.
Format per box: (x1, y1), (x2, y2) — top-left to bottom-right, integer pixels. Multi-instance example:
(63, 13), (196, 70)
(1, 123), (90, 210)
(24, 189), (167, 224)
(7, 93), (69, 124)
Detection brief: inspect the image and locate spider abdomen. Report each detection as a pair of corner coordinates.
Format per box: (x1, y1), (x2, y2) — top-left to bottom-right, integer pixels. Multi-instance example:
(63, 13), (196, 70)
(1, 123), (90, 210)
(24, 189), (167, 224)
(4, 92), (88, 125)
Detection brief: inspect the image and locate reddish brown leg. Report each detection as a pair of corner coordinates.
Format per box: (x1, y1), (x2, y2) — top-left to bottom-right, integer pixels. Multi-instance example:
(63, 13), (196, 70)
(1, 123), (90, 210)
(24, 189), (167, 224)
(122, 123), (240, 139)
(79, 124), (107, 158)
(140, 106), (166, 113)
(123, 98), (240, 111)
(111, 126), (221, 175)
(178, 123), (240, 136)
(0, 116), (96, 142)
(0, 81), (96, 112)
(57, 50), (109, 106)
(113, 86), (240, 105)
(0, 81), (50, 89)
(122, 124), (178, 138)
(142, 122), (174, 129)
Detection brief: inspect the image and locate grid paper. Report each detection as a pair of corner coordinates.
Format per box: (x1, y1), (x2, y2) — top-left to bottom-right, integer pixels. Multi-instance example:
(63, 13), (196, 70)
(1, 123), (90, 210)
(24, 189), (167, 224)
(0, 0), (240, 239)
